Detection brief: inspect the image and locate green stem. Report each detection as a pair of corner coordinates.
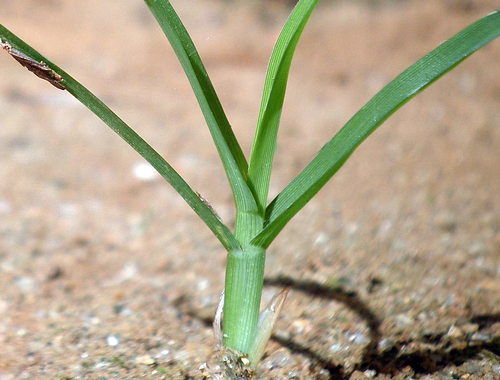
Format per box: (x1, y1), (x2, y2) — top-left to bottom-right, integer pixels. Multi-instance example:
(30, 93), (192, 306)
(223, 245), (266, 354)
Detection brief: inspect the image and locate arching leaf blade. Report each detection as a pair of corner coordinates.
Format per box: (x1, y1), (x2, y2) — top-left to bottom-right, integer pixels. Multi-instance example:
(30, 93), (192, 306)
(143, 0), (255, 207)
(247, 0), (318, 215)
(0, 24), (241, 251)
(251, 10), (500, 248)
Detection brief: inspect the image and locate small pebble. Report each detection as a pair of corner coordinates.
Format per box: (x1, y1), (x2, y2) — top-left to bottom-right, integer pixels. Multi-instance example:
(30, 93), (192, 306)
(314, 232), (329, 246)
(132, 161), (160, 182)
(470, 332), (490, 343)
(492, 364), (500, 375)
(329, 343), (344, 353)
(348, 331), (369, 345)
(291, 318), (311, 335)
(349, 370), (368, 380)
(106, 335), (119, 346)
(14, 276), (35, 293)
(265, 350), (292, 369)
(445, 325), (464, 340)
(196, 278), (209, 291)
(345, 222), (359, 235)
(468, 241), (486, 256)
(378, 338), (393, 351)
(394, 313), (415, 329)
(0, 199), (11, 214)
(363, 369), (376, 378)
(111, 263), (138, 285)
(461, 323), (479, 336)
(156, 349), (170, 357)
(136, 355), (155, 365)
(0, 299), (9, 314)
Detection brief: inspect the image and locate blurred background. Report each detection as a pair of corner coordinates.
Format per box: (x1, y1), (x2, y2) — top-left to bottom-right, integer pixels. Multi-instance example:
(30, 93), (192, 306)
(1, 1), (500, 379)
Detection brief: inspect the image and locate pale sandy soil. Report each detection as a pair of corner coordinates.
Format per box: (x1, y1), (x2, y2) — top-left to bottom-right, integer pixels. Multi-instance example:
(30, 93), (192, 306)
(1, 0), (500, 379)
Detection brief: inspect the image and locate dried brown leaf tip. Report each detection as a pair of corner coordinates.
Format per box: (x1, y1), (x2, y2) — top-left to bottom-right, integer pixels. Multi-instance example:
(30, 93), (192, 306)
(1, 41), (65, 90)
(196, 191), (222, 222)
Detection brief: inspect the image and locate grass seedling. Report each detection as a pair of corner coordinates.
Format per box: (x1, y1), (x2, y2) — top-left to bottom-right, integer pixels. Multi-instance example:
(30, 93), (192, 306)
(1, 1), (500, 378)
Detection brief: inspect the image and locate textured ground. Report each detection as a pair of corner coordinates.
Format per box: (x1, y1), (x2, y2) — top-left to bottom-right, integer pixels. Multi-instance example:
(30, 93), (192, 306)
(1, 0), (500, 379)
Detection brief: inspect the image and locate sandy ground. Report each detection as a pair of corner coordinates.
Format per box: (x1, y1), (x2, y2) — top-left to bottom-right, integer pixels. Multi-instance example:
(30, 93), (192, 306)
(1, 0), (500, 379)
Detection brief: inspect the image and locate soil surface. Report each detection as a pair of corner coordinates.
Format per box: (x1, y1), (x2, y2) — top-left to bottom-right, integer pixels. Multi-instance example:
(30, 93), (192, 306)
(1, 0), (500, 379)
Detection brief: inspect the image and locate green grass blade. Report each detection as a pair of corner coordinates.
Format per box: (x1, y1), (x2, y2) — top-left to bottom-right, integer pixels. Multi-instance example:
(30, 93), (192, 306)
(0, 24), (241, 252)
(143, 0), (261, 243)
(143, 0), (248, 181)
(247, 0), (317, 215)
(251, 9), (500, 248)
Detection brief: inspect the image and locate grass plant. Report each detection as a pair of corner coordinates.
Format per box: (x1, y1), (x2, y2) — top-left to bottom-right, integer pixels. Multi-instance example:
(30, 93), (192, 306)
(1, 1), (500, 378)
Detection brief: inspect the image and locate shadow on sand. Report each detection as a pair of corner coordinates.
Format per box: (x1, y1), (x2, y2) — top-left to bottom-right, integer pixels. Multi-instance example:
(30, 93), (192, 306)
(183, 275), (500, 379)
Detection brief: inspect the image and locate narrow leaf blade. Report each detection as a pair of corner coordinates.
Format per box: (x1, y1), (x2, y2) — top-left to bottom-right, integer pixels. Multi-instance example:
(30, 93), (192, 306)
(143, 0), (260, 242)
(0, 24), (240, 251)
(252, 10), (500, 248)
(143, 0), (248, 183)
(247, 0), (318, 215)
